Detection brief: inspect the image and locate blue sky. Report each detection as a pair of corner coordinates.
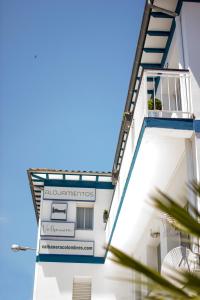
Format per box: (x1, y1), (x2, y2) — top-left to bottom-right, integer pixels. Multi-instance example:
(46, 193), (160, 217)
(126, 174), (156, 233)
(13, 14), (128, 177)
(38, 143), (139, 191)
(0, 0), (144, 298)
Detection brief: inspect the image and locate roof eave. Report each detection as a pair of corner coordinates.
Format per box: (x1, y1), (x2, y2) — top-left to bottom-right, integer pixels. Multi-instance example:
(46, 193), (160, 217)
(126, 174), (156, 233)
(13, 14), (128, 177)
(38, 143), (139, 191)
(112, 0), (151, 172)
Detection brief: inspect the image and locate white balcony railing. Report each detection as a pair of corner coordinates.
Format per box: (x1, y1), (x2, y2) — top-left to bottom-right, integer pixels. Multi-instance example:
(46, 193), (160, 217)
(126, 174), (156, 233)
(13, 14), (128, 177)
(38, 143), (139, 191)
(139, 69), (192, 119)
(134, 68), (193, 146)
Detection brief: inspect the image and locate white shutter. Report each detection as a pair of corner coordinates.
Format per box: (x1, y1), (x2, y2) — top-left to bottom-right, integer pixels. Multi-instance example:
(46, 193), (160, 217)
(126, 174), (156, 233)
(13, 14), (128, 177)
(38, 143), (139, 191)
(72, 276), (92, 300)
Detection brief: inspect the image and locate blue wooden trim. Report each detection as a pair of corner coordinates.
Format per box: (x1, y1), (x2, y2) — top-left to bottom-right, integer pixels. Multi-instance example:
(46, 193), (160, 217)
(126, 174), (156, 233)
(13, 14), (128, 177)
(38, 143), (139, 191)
(105, 118), (194, 258)
(147, 30), (170, 37)
(137, 77), (154, 82)
(44, 179), (114, 190)
(194, 120), (200, 132)
(32, 179), (44, 182)
(140, 63), (161, 69)
(147, 77), (154, 82)
(32, 174), (46, 181)
(143, 48), (165, 53)
(36, 254), (105, 264)
(176, 0), (183, 14)
(151, 12), (174, 19)
(145, 118), (194, 131)
(183, 0), (200, 2)
(147, 89), (154, 94)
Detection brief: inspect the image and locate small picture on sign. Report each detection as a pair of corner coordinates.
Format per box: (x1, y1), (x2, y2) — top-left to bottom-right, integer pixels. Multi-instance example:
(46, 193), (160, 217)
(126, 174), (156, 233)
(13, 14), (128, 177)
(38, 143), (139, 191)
(51, 202), (67, 220)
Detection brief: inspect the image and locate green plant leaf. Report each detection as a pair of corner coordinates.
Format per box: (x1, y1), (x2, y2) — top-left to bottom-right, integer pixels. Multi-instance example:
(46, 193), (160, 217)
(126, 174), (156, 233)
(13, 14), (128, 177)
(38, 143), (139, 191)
(108, 183), (200, 299)
(108, 245), (189, 298)
(151, 189), (200, 237)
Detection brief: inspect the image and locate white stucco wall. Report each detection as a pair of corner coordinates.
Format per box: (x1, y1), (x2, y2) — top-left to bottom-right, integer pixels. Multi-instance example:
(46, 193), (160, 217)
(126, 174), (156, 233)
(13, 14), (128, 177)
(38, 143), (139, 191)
(33, 185), (117, 299)
(33, 260), (133, 300)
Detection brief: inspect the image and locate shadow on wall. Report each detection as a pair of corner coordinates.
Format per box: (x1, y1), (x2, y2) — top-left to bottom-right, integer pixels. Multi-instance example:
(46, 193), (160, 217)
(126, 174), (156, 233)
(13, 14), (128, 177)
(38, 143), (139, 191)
(39, 261), (132, 298)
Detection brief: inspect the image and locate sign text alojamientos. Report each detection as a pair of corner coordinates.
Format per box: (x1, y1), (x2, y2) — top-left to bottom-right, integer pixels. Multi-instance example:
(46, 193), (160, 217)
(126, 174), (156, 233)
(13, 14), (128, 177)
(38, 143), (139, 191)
(41, 221), (75, 237)
(44, 186), (95, 201)
(39, 240), (94, 256)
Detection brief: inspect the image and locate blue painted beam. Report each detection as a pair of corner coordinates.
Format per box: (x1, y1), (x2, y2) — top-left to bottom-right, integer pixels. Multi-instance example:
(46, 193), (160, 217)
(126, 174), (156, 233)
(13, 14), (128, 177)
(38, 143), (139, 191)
(140, 63), (161, 68)
(148, 76), (160, 81)
(32, 179), (44, 182)
(32, 174), (46, 181)
(44, 179), (114, 189)
(37, 254), (105, 264)
(143, 48), (165, 53)
(147, 30), (170, 37)
(183, 0), (200, 2)
(147, 89), (154, 94)
(151, 12), (174, 18)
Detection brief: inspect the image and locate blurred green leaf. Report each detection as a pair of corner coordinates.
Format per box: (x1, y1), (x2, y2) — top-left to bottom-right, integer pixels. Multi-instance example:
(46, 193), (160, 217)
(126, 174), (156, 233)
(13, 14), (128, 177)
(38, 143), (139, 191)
(108, 182), (200, 299)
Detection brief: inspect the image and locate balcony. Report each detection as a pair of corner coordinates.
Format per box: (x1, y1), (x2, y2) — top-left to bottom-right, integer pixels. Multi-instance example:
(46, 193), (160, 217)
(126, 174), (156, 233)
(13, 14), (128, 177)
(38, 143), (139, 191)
(133, 68), (193, 145)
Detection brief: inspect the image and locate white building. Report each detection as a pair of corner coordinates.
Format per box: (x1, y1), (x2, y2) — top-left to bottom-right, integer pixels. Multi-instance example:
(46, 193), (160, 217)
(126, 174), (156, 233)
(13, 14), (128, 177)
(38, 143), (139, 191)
(28, 0), (200, 299)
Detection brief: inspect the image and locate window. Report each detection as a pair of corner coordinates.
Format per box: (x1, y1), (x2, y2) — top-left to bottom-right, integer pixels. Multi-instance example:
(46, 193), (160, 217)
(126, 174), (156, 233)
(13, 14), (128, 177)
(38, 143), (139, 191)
(76, 207), (94, 230)
(72, 276), (92, 300)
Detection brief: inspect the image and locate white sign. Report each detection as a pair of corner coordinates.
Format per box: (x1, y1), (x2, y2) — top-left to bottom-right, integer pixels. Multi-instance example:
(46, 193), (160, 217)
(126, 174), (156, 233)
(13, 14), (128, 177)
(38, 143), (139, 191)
(39, 240), (94, 256)
(44, 186), (96, 201)
(51, 202), (67, 220)
(41, 221), (75, 237)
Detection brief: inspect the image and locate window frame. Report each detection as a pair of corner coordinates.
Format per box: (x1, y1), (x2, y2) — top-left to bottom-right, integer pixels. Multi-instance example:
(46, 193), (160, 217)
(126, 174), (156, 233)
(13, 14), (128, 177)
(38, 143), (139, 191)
(76, 206), (94, 230)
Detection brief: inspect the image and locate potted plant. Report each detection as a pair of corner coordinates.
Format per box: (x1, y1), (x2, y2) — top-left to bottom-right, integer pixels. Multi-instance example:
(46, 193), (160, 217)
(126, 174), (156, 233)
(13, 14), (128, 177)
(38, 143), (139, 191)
(103, 210), (109, 223)
(148, 98), (162, 110)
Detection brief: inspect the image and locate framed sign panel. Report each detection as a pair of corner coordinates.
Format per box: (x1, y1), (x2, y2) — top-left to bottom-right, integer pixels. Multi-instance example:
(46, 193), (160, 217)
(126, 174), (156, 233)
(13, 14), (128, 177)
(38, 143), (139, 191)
(41, 221), (75, 237)
(44, 186), (96, 202)
(51, 202), (67, 220)
(39, 240), (94, 256)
